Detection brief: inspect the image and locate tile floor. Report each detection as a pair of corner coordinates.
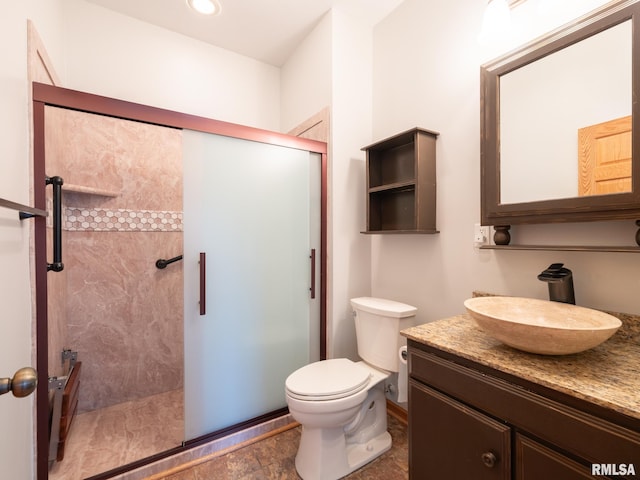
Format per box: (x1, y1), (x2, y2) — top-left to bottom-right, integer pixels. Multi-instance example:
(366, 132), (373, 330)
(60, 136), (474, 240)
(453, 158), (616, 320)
(48, 387), (407, 480)
(147, 414), (408, 480)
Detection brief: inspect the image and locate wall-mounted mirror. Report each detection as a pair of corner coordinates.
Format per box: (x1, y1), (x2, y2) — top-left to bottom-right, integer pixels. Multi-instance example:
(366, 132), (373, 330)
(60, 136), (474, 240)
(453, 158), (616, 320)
(481, 0), (640, 244)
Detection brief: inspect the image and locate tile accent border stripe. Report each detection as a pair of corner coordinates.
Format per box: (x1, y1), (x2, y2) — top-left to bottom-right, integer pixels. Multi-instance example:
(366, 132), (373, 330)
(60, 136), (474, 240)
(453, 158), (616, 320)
(64, 207), (183, 232)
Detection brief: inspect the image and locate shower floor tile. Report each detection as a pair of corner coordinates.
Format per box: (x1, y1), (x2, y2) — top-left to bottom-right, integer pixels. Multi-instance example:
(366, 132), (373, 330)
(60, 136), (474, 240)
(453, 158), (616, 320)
(49, 389), (184, 480)
(148, 413), (408, 480)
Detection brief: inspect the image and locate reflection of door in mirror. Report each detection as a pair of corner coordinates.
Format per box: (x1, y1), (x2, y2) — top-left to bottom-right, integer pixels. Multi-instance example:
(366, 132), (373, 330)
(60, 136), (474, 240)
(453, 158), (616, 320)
(499, 19), (631, 205)
(578, 115), (631, 196)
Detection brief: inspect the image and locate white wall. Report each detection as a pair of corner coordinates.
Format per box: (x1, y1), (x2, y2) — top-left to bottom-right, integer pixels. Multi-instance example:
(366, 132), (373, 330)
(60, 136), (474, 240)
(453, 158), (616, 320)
(371, 0), (640, 325)
(1, 3), (66, 479)
(281, 8), (373, 360)
(61, 0), (282, 130)
(280, 13), (332, 134)
(327, 9), (374, 359)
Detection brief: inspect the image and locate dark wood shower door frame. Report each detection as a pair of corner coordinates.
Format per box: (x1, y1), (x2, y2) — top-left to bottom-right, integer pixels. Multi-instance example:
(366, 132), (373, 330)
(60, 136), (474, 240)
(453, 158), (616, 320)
(32, 81), (328, 480)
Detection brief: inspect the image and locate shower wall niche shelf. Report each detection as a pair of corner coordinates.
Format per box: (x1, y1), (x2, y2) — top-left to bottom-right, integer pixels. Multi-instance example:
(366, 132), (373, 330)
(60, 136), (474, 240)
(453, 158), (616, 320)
(63, 184), (119, 197)
(362, 127), (439, 234)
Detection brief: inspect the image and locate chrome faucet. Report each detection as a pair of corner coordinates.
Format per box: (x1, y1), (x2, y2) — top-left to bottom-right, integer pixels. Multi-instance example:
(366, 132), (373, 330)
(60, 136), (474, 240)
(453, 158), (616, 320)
(537, 263), (575, 304)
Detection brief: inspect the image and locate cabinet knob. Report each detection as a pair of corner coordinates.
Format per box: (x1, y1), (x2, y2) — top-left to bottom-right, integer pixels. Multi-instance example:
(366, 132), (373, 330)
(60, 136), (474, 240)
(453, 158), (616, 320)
(481, 451), (497, 468)
(0, 367), (38, 398)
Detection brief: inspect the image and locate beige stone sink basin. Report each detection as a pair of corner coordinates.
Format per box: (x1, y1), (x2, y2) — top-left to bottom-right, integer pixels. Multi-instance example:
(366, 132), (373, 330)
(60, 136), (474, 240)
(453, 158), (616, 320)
(463, 296), (622, 355)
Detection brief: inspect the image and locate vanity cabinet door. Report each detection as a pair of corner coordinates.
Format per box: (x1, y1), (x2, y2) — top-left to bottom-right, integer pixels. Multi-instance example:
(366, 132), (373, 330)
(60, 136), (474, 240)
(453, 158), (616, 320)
(515, 434), (596, 480)
(409, 380), (510, 480)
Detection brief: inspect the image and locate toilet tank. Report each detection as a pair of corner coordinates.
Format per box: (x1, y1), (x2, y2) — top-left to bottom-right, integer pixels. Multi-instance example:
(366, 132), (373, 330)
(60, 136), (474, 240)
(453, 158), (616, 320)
(350, 297), (417, 372)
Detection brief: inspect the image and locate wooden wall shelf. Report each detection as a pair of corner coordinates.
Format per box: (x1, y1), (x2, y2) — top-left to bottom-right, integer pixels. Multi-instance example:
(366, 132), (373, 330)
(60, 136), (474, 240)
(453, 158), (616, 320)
(361, 229), (440, 235)
(362, 127), (439, 234)
(480, 244), (640, 253)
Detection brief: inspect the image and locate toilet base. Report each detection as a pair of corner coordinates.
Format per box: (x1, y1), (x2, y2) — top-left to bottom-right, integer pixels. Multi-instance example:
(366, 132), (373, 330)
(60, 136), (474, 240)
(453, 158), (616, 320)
(293, 385), (391, 480)
(295, 427), (391, 480)
(346, 429), (392, 472)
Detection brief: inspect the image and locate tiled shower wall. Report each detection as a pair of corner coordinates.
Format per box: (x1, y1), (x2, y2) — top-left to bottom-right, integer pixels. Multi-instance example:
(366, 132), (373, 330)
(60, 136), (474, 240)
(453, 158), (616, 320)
(45, 106), (184, 413)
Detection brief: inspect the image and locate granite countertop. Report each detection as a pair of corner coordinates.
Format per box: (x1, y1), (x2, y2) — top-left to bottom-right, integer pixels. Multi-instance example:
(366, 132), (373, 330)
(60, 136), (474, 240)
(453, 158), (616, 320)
(401, 312), (640, 421)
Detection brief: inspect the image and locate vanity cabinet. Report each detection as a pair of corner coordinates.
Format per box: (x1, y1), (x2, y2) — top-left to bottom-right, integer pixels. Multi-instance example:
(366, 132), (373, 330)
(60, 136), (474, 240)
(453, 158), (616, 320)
(408, 341), (640, 479)
(362, 127), (438, 233)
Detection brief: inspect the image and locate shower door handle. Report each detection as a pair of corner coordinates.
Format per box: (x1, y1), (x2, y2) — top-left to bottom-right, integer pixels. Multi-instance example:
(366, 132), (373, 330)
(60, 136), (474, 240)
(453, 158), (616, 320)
(199, 252), (206, 315)
(46, 175), (64, 272)
(309, 249), (316, 299)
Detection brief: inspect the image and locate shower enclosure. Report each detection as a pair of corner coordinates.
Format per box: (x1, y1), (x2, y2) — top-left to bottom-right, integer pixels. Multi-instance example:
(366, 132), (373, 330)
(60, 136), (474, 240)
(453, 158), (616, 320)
(32, 83), (327, 480)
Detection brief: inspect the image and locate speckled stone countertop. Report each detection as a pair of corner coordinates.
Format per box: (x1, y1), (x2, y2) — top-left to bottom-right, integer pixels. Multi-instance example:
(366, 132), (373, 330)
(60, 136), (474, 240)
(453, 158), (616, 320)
(401, 309), (640, 421)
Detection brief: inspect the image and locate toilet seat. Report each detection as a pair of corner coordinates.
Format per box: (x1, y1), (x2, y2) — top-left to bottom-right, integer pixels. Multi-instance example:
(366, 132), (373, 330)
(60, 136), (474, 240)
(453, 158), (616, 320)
(286, 358), (371, 401)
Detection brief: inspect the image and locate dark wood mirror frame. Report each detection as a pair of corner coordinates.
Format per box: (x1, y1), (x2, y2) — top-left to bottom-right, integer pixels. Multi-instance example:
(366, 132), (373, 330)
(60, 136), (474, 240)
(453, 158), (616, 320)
(480, 0), (640, 246)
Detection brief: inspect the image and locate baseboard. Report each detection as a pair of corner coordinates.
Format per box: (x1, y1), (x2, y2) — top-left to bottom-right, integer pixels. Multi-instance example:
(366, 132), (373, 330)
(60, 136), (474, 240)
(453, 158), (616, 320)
(386, 399), (408, 425)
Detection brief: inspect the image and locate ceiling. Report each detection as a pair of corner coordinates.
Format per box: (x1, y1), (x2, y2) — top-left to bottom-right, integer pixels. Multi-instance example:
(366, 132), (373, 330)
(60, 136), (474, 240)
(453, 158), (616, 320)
(84, 0), (405, 66)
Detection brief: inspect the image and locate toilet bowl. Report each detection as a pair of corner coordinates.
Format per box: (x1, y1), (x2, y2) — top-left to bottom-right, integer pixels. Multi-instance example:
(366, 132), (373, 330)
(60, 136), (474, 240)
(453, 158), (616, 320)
(285, 297), (417, 480)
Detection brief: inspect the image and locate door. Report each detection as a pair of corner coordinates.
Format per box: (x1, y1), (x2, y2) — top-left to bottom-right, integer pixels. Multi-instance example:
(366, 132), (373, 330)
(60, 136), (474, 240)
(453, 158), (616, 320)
(409, 380), (511, 480)
(182, 130), (321, 440)
(578, 115), (632, 196)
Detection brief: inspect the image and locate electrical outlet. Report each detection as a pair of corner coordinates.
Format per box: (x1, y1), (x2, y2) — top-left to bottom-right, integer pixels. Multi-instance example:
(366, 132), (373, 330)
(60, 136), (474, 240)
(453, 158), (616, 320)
(474, 223), (489, 246)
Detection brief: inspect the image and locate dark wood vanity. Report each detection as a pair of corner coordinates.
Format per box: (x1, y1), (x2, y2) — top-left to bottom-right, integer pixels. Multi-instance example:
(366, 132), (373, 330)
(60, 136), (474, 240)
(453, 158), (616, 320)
(403, 316), (640, 479)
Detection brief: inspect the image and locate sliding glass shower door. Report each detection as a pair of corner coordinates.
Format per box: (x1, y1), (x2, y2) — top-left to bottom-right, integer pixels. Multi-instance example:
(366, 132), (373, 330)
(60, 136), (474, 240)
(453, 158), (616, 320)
(182, 130), (321, 440)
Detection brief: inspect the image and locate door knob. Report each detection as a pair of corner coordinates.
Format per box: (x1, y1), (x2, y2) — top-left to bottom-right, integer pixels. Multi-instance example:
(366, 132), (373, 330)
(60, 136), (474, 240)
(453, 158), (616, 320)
(0, 367), (38, 398)
(481, 451), (497, 468)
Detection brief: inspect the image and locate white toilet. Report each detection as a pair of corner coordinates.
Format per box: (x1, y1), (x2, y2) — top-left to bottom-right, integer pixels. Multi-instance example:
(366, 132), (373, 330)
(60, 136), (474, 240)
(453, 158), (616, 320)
(285, 297), (417, 480)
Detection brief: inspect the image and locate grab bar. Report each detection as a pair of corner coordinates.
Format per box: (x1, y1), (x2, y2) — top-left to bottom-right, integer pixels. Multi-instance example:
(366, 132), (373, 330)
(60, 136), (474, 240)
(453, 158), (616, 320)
(156, 255), (183, 269)
(46, 176), (64, 272)
(0, 197), (47, 219)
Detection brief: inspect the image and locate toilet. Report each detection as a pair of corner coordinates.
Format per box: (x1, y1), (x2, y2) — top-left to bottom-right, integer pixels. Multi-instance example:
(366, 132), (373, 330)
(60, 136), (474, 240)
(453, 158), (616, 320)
(285, 297), (417, 480)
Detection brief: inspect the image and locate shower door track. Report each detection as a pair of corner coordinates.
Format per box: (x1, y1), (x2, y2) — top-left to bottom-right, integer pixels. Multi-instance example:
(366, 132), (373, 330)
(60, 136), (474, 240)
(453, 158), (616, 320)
(32, 82), (328, 480)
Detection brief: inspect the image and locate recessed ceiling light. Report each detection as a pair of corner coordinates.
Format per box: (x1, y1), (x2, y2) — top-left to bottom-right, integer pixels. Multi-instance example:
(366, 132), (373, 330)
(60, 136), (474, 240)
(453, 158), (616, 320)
(187, 0), (221, 16)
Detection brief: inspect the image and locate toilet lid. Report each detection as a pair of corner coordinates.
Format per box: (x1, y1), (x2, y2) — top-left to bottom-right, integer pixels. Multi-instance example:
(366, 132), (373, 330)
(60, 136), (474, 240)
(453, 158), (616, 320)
(286, 358), (371, 401)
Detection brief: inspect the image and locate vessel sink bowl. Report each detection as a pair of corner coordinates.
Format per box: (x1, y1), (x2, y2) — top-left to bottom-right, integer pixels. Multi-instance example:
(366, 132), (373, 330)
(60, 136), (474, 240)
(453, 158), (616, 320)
(463, 296), (621, 355)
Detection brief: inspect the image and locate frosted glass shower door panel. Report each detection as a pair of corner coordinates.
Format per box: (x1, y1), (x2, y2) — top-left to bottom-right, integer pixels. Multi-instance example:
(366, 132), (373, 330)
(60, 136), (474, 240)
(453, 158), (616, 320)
(182, 130), (317, 441)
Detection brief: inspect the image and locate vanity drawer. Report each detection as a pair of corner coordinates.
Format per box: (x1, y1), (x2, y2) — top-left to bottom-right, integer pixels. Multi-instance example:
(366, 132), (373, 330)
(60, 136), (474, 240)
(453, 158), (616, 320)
(409, 348), (640, 467)
(515, 434), (595, 479)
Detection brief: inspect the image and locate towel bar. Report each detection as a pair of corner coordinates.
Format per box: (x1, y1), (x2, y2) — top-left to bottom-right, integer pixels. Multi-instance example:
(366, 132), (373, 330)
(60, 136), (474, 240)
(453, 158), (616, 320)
(0, 197), (47, 219)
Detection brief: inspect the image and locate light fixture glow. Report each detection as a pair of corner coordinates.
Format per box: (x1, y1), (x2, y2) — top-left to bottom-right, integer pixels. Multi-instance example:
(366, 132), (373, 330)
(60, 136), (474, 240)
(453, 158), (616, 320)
(187, 0), (221, 16)
(478, 0), (512, 45)
(536, 0), (555, 16)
